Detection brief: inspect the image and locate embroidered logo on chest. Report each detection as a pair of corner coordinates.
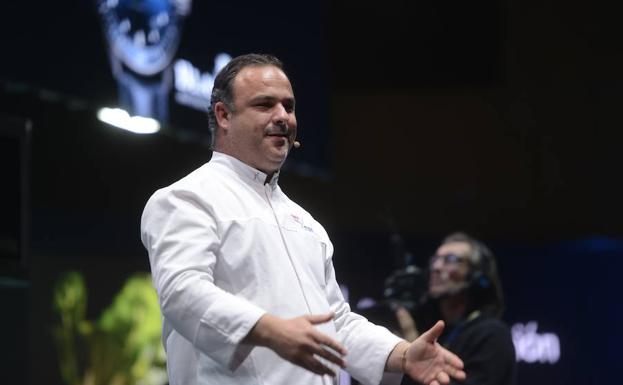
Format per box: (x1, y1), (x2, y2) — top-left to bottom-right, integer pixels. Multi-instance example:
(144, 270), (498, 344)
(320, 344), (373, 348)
(290, 214), (314, 233)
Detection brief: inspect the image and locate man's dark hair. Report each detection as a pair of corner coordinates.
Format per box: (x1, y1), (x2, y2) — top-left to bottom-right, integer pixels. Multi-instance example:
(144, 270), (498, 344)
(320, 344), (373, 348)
(207, 53), (284, 148)
(442, 232), (506, 317)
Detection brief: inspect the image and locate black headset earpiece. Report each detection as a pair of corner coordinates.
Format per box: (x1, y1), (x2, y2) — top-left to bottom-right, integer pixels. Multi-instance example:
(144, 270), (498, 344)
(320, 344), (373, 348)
(467, 240), (494, 290)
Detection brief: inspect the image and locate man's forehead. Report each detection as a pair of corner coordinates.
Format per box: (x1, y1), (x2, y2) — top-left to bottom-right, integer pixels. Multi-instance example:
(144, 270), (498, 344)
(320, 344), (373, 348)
(234, 65), (292, 90)
(436, 241), (472, 256)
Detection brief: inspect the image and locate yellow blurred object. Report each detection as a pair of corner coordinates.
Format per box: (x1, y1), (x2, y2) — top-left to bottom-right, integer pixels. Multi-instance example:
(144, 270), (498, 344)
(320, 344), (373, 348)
(53, 272), (167, 385)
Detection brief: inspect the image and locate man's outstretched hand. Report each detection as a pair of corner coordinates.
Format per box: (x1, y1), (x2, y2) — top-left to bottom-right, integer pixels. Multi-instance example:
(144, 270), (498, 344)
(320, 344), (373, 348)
(403, 320), (466, 385)
(244, 313), (347, 377)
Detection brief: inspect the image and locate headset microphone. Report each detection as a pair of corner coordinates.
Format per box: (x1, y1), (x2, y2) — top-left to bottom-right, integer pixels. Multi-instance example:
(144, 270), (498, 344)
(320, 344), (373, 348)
(293, 141), (301, 148)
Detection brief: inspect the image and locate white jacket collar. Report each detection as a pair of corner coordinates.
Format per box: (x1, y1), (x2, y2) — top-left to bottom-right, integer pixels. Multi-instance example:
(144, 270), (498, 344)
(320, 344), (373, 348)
(210, 151), (280, 189)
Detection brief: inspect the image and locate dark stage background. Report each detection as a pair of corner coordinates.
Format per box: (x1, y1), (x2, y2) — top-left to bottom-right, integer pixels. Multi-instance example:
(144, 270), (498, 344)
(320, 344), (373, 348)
(1, 1), (621, 384)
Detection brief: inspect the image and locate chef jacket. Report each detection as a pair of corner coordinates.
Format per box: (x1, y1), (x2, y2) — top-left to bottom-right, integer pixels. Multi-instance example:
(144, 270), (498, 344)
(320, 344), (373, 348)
(141, 152), (403, 385)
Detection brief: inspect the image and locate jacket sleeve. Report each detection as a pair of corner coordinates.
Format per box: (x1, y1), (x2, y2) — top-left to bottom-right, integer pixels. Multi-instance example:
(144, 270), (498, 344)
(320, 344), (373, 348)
(141, 187), (266, 371)
(320, 237), (404, 385)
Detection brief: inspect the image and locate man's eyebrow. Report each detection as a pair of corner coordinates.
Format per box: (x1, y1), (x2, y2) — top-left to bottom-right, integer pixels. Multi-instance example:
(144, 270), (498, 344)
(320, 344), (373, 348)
(250, 95), (296, 105)
(249, 95), (276, 103)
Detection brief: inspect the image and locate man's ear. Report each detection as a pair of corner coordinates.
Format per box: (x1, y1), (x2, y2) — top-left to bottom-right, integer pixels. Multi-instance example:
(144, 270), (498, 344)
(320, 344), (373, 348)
(214, 101), (231, 131)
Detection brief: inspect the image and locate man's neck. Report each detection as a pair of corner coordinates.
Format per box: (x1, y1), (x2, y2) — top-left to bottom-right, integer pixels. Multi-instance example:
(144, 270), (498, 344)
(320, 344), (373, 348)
(213, 148), (278, 182)
(263, 172), (276, 184)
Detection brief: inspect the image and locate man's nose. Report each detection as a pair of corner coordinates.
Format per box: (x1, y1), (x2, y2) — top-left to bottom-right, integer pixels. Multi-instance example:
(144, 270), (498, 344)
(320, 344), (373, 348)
(273, 104), (289, 125)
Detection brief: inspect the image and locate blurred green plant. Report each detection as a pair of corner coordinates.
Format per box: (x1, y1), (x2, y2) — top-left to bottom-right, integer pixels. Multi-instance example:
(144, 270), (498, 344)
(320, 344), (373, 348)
(52, 272), (167, 385)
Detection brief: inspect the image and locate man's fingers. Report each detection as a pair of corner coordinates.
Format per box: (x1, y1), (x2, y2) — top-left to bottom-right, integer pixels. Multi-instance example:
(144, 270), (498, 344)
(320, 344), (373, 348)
(306, 312), (335, 325)
(313, 344), (347, 368)
(305, 313), (347, 355)
(443, 348), (464, 370)
(421, 320), (445, 343)
(440, 346), (465, 380)
(435, 370), (450, 384)
(305, 356), (336, 377)
(445, 364), (466, 381)
(314, 332), (348, 356)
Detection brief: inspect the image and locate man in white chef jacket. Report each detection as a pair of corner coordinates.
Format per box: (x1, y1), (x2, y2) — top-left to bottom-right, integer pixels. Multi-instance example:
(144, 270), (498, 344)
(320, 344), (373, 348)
(141, 53), (466, 385)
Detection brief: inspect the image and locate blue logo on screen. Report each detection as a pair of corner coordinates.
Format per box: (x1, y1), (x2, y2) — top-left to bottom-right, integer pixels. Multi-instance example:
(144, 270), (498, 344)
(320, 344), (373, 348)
(98, 0), (191, 76)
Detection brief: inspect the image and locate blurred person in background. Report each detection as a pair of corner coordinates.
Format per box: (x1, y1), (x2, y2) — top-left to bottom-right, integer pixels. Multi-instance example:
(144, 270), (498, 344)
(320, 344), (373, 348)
(396, 233), (516, 385)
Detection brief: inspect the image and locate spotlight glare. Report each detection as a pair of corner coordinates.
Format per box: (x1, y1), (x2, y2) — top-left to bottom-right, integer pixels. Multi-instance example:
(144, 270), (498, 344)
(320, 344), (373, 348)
(97, 107), (160, 134)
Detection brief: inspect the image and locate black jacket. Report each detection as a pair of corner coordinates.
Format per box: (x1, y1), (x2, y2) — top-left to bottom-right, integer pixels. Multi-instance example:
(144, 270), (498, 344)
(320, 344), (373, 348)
(401, 314), (516, 385)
